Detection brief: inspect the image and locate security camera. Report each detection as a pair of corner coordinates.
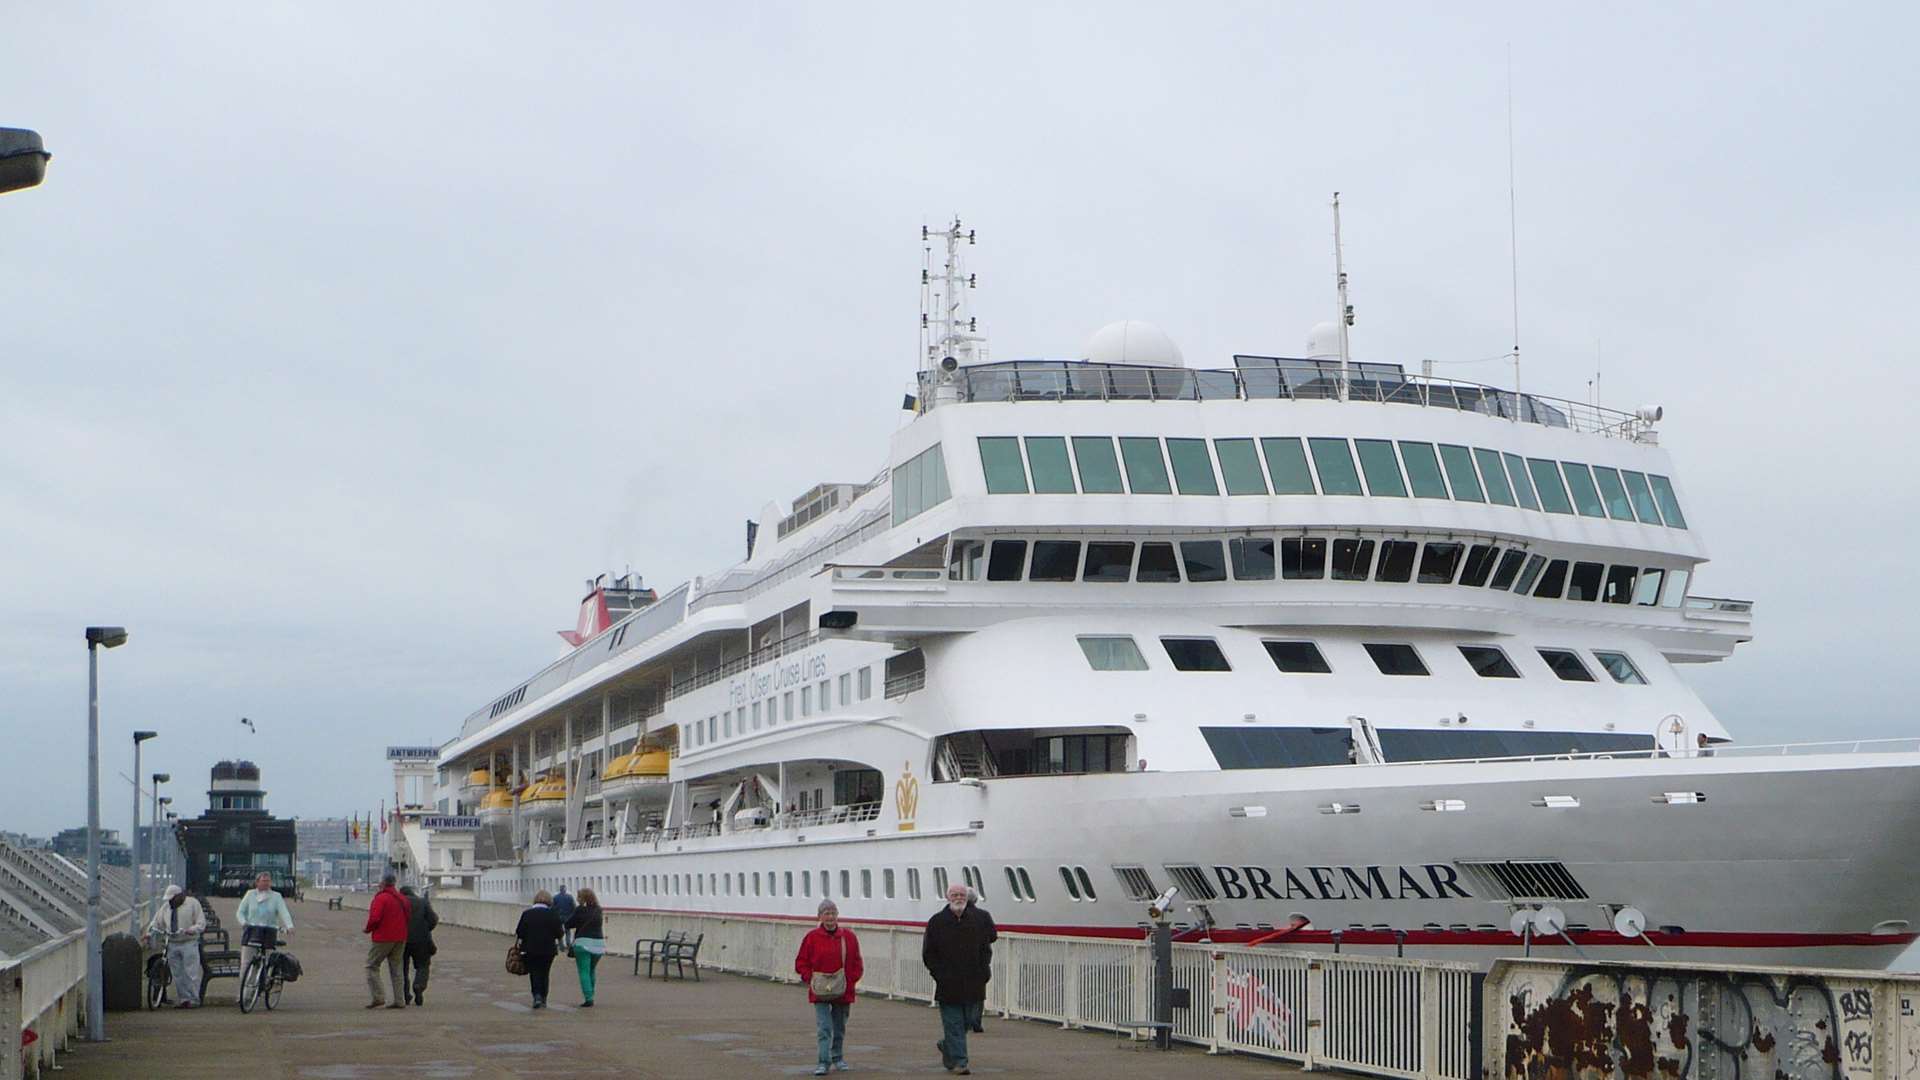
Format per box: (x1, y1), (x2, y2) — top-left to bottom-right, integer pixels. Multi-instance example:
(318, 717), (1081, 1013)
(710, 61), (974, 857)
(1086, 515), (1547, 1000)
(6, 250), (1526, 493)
(1147, 885), (1180, 920)
(940, 355), (958, 374)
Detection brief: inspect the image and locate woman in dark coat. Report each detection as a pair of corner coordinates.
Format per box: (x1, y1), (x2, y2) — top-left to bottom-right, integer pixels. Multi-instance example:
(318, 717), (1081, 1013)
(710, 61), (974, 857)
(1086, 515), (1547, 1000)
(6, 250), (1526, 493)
(399, 885), (438, 1006)
(513, 889), (566, 1008)
(564, 886), (606, 1007)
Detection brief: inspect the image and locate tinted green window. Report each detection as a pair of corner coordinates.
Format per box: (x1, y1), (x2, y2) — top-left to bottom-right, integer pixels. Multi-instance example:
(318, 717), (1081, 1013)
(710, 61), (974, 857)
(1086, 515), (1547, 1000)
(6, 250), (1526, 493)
(1527, 459), (1573, 514)
(1649, 475), (1687, 528)
(1590, 466), (1634, 520)
(979, 437), (1028, 494)
(1620, 470), (1663, 525)
(1502, 453), (1540, 509)
(1072, 437), (1124, 494)
(1165, 438), (1219, 495)
(1308, 438), (1363, 495)
(1260, 438), (1316, 494)
(1118, 438), (1172, 494)
(1561, 463), (1607, 518)
(891, 443), (950, 526)
(1475, 448), (1515, 505)
(1443, 441), (1482, 499)
(1398, 442), (1450, 499)
(1024, 437), (1076, 494)
(1354, 439), (1407, 496)
(1214, 439), (1267, 495)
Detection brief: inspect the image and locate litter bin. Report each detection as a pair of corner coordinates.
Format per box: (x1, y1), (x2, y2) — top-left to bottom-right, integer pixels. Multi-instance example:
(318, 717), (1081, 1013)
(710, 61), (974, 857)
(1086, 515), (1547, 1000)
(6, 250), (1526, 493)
(103, 931), (144, 1011)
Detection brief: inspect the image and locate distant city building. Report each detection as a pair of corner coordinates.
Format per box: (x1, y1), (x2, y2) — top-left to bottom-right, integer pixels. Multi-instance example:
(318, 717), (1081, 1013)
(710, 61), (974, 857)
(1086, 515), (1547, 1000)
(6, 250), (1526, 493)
(175, 760), (297, 897)
(50, 826), (130, 867)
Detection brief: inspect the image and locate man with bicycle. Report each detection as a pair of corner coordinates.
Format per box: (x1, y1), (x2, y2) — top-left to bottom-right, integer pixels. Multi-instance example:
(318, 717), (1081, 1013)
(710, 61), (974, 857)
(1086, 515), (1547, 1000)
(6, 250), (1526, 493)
(144, 885), (206, 1008)
(236, 872), (293, 994)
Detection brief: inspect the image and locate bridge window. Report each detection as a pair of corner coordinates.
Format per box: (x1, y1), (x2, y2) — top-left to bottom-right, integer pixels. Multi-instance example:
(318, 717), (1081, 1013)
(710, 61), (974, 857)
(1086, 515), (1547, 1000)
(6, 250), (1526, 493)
(1503, 453), (1541, 510)
(1621, 470), (1664, 525)
(1399, 441), (1450, 499)
(1136, 542), (1181, 582)
(1566, 561), (1605, 601)
(1590, 466), (1635, 519)
(1230, 537), (1275, 580)
(1603, 565), (1637, 604)
(1029, 540), (1081, 582)
(1533, 559), (1569, 599)
(1593, 651), (1648, 685)
(1119, 437), (1172, 494)
(1162, 637), (1231, 672)
(1281, 537), (1327, 579)
(1512, 554), (1547, 594)
(1071, 437), (1125, 493)
(1459, 544), (1501, 587)
(1331, 538), (1375, 581)
(1375, 540), (1417, 582)
(1365, 642), (1429, 676)
(1633, 568), (1664, 606)
(1538, 649), (1596, 682)
(1418, 542), (1465, 584)
(1355, 439), (1408, 496)
(1649, 475), (1687, 528)
(1263, 640), (1331, 673)
(1180, 540), (1228, 582)
(1562, 463), (1607, 518)
(1379, 729), (1654, 761)
(1078, 636), (1148, 671)
(1166, 438), (1220, 495)
(1215, 438), (1268, 494)
(1475, 448), (1516, 505)
(1082, 541), (1136, 582)
(978, 437), (1028, 494)
(1261, 437), (1317, 494)
(1527, 458), (1575, 514)
(1309, 438), (1364, 495)
(1024, 437), (1077, 493)
(1202, 727), (1351, 768)
(986, 540), (1027, 581)
(1441, 444), (1486, 502)
(1459, 645), (1521, 678)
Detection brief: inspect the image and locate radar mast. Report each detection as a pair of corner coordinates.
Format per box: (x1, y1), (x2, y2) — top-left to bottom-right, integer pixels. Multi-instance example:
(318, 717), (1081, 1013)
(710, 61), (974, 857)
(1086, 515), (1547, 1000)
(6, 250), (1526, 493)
(919, 216), (986, 382)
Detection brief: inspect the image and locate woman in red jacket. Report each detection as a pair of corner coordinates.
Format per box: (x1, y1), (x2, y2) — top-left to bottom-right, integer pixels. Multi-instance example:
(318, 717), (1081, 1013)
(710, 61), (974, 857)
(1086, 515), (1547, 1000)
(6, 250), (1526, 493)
(794, 899), (862, 1075)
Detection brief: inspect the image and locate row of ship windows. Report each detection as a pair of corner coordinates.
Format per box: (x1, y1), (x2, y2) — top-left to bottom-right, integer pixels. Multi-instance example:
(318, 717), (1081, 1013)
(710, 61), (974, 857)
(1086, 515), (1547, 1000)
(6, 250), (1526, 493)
(952, 536), (1693, 608)
(687, 667), (876, 750)
(498, 862), (1086, 905)
(1080, 634), (1649, 685)
(976, 435), (1688, 528)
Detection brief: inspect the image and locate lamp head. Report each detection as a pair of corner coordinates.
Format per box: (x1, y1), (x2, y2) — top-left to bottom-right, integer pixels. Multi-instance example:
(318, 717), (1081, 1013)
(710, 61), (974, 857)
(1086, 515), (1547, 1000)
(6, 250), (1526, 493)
(158, 796), (172, 806)
(134, 730), (157, 744)
(85, 626), (128, 648)
(153, 772), (170, 783)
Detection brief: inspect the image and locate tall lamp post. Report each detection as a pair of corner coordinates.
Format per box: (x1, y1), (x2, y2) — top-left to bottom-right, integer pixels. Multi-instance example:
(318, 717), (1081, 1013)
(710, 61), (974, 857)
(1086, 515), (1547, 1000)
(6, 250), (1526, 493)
(153, 793), (173, 897)
(84, 625), (127, 1043)
(130, 732), (157, 935)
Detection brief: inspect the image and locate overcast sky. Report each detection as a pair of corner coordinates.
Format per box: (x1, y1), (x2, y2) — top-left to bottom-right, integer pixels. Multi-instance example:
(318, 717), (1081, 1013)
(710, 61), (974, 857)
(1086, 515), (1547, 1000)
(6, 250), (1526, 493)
(3, 3), (1915, 838)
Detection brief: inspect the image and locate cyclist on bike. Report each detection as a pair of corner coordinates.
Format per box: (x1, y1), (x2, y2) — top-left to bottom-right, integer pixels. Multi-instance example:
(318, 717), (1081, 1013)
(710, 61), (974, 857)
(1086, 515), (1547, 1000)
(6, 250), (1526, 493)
(236, 872), (293, 985)
(144, 885), (206, 1008)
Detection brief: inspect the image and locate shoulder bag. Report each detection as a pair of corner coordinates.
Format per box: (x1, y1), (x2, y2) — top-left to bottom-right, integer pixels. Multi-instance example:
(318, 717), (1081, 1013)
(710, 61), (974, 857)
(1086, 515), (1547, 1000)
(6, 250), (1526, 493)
(505, 942), (526, 976)
(808, 934), (848, 999)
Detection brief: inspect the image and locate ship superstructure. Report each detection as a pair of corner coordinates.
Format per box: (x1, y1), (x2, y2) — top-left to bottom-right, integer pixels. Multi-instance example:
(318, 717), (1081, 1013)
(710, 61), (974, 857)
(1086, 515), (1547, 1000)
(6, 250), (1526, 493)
(422, 220), (1920, 968)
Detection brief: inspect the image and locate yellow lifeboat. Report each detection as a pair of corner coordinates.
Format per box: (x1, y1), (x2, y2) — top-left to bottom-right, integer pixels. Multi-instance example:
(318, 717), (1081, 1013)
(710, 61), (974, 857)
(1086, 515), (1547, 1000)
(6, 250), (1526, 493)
(477, 787), (513, 823)
(460, 767), (493, 802)
(601, 748), (670, 804)
(519, 773), (567, 821)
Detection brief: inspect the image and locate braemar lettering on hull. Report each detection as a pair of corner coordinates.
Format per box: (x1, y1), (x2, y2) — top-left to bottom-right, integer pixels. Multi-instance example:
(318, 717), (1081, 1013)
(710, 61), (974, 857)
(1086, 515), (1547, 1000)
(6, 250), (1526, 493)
(1210, 864), (1471, 902)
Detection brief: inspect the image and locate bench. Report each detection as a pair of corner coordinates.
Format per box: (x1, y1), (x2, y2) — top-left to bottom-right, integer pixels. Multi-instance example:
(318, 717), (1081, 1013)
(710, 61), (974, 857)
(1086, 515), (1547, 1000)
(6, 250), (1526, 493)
(1116, 1019), (1174, 1049)
(633, 930), (702, 980)
(198, 926), (242, 1001)
(326, 895), (344, 910)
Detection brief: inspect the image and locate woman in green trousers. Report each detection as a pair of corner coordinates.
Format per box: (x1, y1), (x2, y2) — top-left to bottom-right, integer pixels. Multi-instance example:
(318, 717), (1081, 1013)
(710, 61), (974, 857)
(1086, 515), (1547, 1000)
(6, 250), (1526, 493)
(564, 886), (605, 1006)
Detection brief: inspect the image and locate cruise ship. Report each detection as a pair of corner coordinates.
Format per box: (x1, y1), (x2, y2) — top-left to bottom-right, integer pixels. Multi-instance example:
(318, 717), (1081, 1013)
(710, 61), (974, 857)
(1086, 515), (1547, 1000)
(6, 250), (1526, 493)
(421, 219), (1920, 968)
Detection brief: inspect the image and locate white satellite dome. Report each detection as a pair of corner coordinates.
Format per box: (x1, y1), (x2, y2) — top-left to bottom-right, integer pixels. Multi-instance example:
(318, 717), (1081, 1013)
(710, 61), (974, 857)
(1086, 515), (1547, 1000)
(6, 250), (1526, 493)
(1085, 320), (1184, 368)
(1306, 321), (1343, 361)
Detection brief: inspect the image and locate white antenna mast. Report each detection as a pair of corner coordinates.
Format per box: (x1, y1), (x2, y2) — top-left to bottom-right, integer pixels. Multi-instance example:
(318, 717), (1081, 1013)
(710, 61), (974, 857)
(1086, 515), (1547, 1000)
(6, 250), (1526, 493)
(1332, 192), (1354, 401)
(920, 216), (984, 382)
(1505, 46), (1522, 402)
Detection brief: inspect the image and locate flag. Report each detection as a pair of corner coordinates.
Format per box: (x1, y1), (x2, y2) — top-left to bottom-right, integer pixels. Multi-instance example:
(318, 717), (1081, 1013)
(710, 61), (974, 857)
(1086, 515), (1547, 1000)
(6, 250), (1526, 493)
(379, 800), (387, 833)
(343, 817), (350, 840)
(350, 816), (358, 841)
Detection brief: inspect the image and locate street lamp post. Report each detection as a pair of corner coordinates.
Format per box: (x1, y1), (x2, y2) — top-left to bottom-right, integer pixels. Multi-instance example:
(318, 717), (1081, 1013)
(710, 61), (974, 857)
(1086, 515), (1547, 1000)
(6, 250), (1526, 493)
(130, 732), (157, 935)
(140, 771), (169, 930)
(84, 625), (127, 1043)
(153, 790), (172, 897)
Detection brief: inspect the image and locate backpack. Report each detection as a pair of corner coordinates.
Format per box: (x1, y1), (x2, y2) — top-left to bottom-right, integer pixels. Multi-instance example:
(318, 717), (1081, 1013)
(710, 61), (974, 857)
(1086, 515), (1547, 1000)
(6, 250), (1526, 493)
(274, 952), (303, 982)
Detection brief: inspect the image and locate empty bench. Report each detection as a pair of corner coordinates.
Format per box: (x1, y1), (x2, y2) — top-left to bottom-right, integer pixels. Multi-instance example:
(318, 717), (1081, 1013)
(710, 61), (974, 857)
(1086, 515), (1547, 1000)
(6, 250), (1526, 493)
(633, 930), (703, 980)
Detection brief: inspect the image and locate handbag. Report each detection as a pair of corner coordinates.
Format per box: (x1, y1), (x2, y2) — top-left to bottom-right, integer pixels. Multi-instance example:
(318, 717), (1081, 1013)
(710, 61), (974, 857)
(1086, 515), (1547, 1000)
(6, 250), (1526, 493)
(505, 942), (527, 976)
(808, 933), (847, 999)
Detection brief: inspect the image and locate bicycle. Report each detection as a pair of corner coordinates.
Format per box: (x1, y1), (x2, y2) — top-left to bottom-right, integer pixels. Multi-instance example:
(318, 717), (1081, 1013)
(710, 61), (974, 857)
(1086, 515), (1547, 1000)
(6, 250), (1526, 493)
(237, 929), (287, 1014)
(143, 944), (171, 1010)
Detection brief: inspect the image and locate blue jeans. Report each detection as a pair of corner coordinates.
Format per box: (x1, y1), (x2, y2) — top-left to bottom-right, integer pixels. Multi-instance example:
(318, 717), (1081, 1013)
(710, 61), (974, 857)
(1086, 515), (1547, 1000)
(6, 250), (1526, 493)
(939, 1002), (982, 1069)
(813, 1001), (849, 1066)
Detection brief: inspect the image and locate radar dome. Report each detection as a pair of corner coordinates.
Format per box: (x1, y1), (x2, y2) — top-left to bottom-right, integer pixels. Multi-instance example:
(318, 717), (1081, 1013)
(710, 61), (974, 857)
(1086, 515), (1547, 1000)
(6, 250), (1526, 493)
(1306, 321), (1343, 361)
(1086, 320), (1184, 368)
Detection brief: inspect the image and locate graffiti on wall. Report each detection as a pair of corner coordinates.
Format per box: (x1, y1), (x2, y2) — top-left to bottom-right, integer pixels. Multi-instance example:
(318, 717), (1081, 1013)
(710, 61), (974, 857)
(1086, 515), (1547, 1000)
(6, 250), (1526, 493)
(1496, 964), (1884, 1080)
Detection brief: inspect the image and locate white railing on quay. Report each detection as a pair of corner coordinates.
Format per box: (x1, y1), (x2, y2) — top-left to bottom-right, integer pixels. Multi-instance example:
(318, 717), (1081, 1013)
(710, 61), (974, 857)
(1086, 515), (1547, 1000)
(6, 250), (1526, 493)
(359, 894), (1478, 1079)
(3, 904), (134, 1080)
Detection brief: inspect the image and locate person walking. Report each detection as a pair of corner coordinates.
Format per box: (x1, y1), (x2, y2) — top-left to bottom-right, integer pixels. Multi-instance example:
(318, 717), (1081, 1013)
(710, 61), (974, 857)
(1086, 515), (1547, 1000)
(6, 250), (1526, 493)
(794, 899), (863, 1076)
(551, 884), (576, 949)
(513, 889), (565, 1008)
(564, 886), (605, 1007)
(235, 872), (294, 997)
(144, 885), (206, 1009)
(399, 885), (438, 1006)
(963, 887), (996, 1033)
(924, 883), (995, 1074)
(362, 873), (412, 1009)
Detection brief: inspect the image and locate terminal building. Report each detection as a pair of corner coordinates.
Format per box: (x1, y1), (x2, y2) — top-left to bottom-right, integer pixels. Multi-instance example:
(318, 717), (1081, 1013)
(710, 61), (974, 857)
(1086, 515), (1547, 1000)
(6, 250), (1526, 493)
(175, 760), (298, 897)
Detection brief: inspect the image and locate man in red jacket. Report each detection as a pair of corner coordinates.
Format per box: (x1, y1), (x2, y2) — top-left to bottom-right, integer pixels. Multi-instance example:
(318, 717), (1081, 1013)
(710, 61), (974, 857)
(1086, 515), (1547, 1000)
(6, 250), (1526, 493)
(363, 873), (412, 1009)
(794, 899), (863, 1075)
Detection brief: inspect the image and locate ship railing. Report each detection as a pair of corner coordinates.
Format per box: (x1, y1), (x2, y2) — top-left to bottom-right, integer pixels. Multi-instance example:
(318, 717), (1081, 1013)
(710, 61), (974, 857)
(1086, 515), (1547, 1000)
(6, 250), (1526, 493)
(921, 358), (1655, 441)
(665, 631), (824, 702)
(687, 507), (892, 615)
(884, 669), (926, 698)
(775, 802), (882, 829)
(1358, 736), (1920, 770)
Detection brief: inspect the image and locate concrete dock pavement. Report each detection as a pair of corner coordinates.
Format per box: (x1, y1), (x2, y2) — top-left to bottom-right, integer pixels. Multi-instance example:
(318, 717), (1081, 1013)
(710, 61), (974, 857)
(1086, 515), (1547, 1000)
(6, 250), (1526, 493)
(53, 897), (1298, 1078)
